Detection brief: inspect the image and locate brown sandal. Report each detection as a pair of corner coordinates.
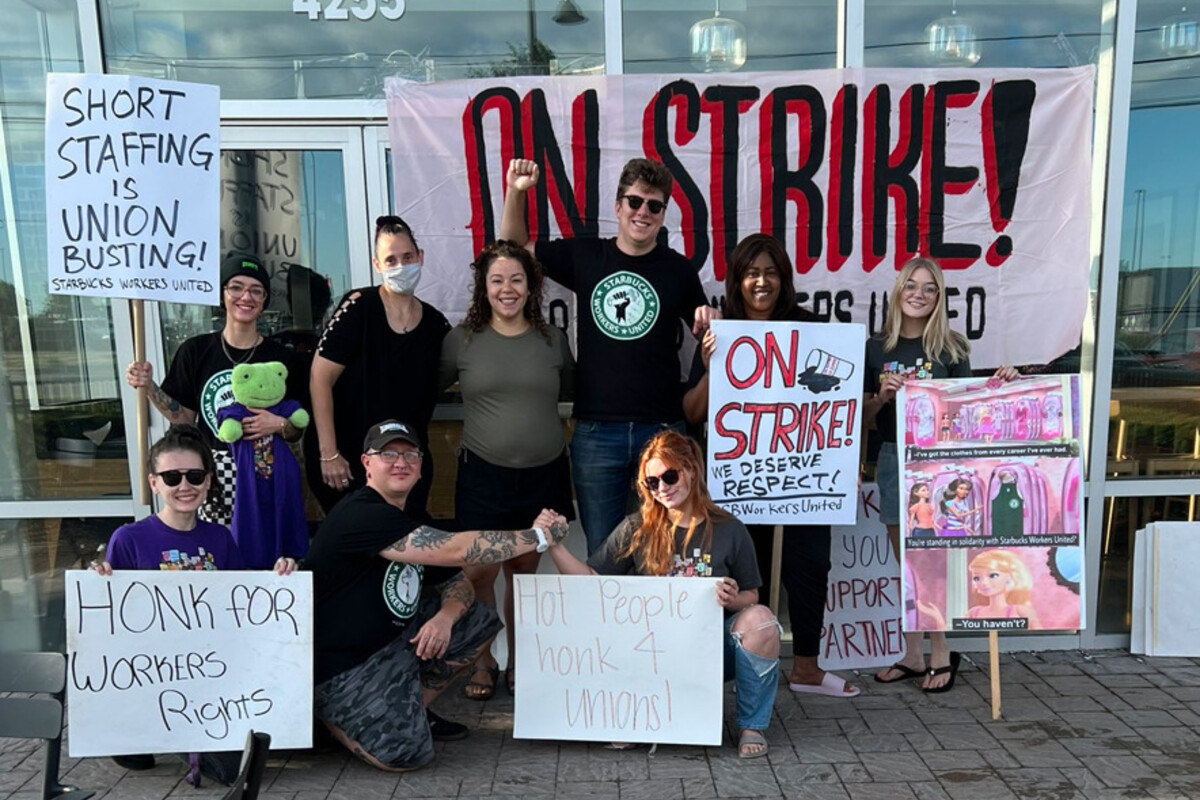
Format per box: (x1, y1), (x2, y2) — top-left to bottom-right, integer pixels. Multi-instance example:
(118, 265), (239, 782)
(463, 665), (498, 701)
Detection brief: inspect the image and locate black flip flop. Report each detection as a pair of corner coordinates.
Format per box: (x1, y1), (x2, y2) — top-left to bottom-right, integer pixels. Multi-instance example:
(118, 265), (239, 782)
(874, 662), (924, 683)
(922, 652), (962, 694)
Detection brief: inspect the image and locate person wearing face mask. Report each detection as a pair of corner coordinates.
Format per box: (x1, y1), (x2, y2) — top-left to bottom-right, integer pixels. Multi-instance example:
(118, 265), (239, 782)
(308, 216), (451, 514)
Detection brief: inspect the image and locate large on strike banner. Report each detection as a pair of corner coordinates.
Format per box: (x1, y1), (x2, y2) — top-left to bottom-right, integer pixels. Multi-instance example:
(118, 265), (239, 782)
(707, 319), (864, 524)
(387, 68), (1093, 367)
(66, 570), (313, 756)
(45, 73), (220, 305)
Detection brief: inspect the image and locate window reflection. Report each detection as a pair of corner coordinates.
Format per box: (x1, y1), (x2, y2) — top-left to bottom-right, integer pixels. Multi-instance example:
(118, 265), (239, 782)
(99, 0), (605, 98)
(0, 1), (130, 502)
(864, 0), (1106, 68)
(623, 0), (836, 73)
(1110, 2), (1200, 474)
(1096, 496), (1196, 633)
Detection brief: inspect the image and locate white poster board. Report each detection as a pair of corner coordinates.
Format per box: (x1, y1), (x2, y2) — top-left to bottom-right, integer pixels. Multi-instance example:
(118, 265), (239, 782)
(45, 73), (220, 305)
(512, 574), (723, 746)
(65, 570), (313, 756)
(820, 484), (906, 671)
(707, 320), (865, 524)
(1132, 522), (1200, 657)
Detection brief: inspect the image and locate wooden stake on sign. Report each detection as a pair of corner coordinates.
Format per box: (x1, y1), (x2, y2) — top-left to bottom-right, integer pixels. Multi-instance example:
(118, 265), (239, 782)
(989, 630), (1002, 720)
(131, 300), (150, 506)
(769, 524), (783, 612)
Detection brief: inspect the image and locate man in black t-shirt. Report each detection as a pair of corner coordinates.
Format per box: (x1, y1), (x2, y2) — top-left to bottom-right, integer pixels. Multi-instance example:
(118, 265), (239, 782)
(500, 157), (719, 555)
(305, 419), (568, 773)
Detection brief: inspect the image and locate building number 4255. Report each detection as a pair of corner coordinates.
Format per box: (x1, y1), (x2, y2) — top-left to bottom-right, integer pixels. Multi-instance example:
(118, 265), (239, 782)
(293, 0), (405, 21)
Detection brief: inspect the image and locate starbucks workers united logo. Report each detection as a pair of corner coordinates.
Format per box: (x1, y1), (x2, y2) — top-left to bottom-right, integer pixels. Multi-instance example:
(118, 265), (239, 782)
(590, 271), (660, 340)
(382, 563), (423, 619)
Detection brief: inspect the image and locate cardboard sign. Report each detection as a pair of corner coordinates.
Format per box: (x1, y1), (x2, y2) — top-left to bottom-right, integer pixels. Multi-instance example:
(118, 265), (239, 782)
(820, 484), (906, 671)
(512, 574), (723, 746)
(385, 68), (1094, 368)
(65, 570), (313, 756)
(707, 320), (864, 524)
(897, 375), (1085, 633)
(45, 73), (220, 305)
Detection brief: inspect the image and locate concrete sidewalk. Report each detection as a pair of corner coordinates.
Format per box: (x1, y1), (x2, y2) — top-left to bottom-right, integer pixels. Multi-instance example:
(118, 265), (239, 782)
(3, 649), (1199, 800)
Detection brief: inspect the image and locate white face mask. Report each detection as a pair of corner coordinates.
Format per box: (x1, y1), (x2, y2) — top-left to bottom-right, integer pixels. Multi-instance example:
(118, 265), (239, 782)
(381, 262), (422, 295)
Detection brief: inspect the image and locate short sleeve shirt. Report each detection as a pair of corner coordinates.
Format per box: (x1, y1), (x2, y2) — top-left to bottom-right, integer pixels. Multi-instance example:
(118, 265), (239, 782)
(864, 335), (971, 443)
(535, 238), (707, 423)
(106, 516), (244, 571)
(304, 486), (460, 682)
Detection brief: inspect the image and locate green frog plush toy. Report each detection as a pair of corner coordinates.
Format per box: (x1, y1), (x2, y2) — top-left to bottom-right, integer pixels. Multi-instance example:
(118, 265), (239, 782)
(216, 361), (310, 568)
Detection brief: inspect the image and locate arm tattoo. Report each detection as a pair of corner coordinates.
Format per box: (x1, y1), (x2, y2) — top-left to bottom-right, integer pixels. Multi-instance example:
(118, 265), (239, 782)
(389, 525), (457, 554)
(438, 574), (474, 610)
(462, 530), (528, 565)
(148, 383), (191, 422)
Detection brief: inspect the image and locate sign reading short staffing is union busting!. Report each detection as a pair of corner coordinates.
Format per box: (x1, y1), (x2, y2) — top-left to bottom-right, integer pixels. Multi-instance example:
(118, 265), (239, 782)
(44, 73), (220, 305)
(707, 320), (865, 525)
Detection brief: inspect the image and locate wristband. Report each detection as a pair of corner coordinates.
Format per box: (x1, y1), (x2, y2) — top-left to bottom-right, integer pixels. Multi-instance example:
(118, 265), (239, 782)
(319, 451), (342, 463)
(533, 527), (549, 553)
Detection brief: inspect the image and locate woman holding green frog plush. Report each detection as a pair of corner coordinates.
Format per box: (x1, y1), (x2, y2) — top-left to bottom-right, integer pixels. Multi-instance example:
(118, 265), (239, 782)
(217, 360), (311, 568)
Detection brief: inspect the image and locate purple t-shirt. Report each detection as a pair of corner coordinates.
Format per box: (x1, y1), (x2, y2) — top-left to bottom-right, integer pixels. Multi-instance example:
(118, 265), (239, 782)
(105, 515), (245, 571)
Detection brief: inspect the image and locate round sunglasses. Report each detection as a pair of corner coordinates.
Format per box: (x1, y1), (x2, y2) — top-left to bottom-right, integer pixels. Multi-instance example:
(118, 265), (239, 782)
(154, 469), (208, 487)
(641, 468), (680, 492)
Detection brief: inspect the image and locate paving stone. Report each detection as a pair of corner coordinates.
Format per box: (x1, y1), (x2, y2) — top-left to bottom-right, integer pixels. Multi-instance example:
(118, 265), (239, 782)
(844, 783), (916, 800)
(1057, 711), (1140, 738)
(552, 780), (620, 800)
(908, 781), (952, 800)
(793, 736), (860, 764)
(932, 770), (1017, 800)
(844, 733), (913, 753)
(779, 783), (850, 800)
(924, 723), (1001, 751)
(1042, 676), (1109, 696)
(834, 763), (870, 784)
(860, 752), (935, 783)
(994, 767), (1085, 799)
(709, 762), (780, 797)
(918, 750), (989, 772)
(999, 737), (1082, 768)
(681, 775), (717, 798)
(1078, 755), (1167, 789)
(902, 731), (941, 751)
(772, 762), (840, 786)
(618, 778), (685, 800)
(859, 709), (928, 736)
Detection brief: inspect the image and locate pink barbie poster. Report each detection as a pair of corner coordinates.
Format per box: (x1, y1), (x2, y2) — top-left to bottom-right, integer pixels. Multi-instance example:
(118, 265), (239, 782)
(896, 375), (1084, 632)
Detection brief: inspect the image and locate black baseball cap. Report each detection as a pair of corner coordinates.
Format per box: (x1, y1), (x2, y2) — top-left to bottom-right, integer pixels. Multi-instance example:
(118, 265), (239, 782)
(220, 254), (271, 305)
(362, 420), (421, 453)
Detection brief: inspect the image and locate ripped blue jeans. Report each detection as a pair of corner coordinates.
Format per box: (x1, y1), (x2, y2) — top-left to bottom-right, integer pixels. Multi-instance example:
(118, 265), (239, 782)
(723, 610), (782, 731)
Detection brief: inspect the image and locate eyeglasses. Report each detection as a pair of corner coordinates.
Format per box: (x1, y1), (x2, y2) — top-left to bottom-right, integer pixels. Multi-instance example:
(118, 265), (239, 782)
(225, 284), (266, 300)
(368, 449), (424, 464)
(155, 469), (208, 487)
(621, 194), (667, 215)
(642, 468), (680, 492)
(902, 281), (939, 298)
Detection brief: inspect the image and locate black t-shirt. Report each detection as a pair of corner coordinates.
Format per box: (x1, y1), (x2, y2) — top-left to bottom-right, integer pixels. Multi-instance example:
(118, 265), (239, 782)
(160, 332), (301, 449)
(535, 238), (707, 423)
(864, 335), (971, 443)
(305, 486), (460, 683)
(588, 514), (761, 616)
(313, 288), (450, 480)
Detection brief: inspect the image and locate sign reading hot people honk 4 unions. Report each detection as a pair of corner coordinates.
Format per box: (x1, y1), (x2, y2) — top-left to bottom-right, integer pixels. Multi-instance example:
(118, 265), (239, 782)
(707, 320), (865, 525)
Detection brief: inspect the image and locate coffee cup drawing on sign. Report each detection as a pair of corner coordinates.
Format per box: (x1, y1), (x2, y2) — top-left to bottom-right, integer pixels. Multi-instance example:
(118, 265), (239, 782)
(798, 348), (854, 394)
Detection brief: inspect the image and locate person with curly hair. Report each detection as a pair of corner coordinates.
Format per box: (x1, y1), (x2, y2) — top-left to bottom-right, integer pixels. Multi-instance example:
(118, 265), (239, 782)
(547, 430), (780, 760)
(438, 240), (575, 700)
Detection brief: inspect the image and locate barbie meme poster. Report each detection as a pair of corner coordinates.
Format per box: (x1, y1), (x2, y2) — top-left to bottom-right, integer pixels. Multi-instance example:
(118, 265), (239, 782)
(897, 375), (1084, 633)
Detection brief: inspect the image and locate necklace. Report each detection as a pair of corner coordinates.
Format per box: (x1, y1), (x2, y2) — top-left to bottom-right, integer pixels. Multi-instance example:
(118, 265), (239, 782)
(221, 334), (261, 365)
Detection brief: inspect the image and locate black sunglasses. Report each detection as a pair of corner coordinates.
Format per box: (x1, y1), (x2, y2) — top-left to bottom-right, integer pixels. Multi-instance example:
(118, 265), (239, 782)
(621, 194), (667, 215)
(642, 469), (680, 492)
(155, 469), (208, 487)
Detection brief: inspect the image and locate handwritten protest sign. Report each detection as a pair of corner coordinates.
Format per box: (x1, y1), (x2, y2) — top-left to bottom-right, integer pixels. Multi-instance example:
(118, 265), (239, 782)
(45, 73), (220, 305)
(897, 375), (1084, 633)
(512, 575), (723, 746)
(65, 570), (312, 757)
(707, 320), (864, 525)
(820, 484), (905, 671)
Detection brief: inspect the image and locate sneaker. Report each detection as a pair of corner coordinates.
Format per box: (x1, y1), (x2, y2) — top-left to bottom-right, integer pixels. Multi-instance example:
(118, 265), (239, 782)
(426, 709), (468, 741)
(197, 750), (243, 785)
(112, 754), (156, 771)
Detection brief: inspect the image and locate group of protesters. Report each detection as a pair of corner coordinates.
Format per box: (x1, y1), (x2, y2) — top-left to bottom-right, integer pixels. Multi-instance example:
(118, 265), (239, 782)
(106, 154), (1010, 778)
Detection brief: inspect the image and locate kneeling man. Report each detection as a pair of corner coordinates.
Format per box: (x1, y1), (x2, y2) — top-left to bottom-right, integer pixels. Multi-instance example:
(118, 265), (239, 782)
(305, 419), (568, 771)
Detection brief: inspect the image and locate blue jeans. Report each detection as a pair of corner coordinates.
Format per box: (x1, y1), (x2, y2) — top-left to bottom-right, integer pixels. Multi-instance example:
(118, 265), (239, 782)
(569, 420), (686, 555)
(723, 613), (780, 731)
